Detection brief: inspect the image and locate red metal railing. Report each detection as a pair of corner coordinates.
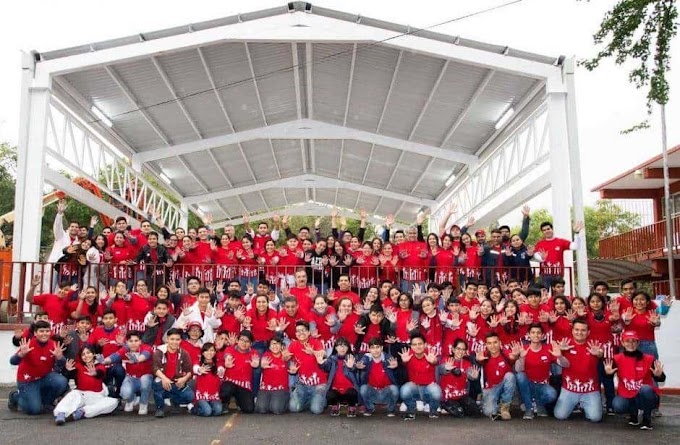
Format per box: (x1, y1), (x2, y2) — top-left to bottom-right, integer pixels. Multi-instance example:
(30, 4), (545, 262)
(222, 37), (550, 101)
(0, 261), (574, 325)
(598, 215), (680, 261)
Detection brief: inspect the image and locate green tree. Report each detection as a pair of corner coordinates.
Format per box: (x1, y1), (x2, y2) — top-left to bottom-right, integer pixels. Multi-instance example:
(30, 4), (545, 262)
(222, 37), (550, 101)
(513, 201), (640, 257)
(581, 0), (678, 130)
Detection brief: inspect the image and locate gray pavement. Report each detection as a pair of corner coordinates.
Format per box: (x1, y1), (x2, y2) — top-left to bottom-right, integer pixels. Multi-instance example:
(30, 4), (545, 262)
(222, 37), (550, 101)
(1, 388), (679, 445)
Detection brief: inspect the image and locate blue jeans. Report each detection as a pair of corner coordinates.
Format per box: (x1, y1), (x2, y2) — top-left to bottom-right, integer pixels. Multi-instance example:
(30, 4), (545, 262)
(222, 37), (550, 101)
(360, 384), (399, 413)
(194, 400), (223, 417)
(251, 342), (267, 396)
(554, 389), (602, 422)
(612, 385), (658, 419)
(638, 340), (658, 360)
(289, 384), (326, 415)
(516, 372), (557, 411)
(400, 382), (442, 413)
(152, 381), (195, 410)
(120, 374), (153, 405)
(15, 372), (69, 415)
(597, 361), (615, 408)
(482, 372), (516, 416)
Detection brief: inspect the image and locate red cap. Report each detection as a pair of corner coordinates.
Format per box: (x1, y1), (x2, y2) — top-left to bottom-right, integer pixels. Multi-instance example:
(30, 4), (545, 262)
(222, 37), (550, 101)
(186, 321), (203, 331)
(621, 330), (639, 342)
(475, 229), (486, 237)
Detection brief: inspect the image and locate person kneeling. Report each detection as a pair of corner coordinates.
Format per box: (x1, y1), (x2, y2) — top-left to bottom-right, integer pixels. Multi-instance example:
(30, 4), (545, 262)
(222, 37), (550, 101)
(54, 345), (119, 425)
(319, 337), (361, 417)
(476, 333), (521, 420)
(357, 338), (400, 417)
(606, 331), (666, 430)
(398, 334), (442, 420)
(255, 336), (290, 414)
(439, 339), (482, 418)
(152, 328), (194, 418)
(192, 342), (223, 416)
(220, 330), (259, 414)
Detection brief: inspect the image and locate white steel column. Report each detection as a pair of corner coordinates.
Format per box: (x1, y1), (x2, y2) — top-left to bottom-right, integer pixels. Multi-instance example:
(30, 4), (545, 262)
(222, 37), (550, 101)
(564, 59), (589, 297)
(179, 202), (189, 231)
(13, 53), (50, 262)
(547, 88), (576, 295)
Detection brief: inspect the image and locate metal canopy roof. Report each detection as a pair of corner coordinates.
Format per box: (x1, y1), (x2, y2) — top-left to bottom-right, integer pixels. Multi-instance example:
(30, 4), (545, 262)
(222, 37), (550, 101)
(40, 2), (560, 226)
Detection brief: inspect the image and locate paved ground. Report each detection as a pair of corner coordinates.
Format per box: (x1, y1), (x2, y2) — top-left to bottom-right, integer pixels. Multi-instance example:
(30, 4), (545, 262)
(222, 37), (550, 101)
(1, 387), (679, 445)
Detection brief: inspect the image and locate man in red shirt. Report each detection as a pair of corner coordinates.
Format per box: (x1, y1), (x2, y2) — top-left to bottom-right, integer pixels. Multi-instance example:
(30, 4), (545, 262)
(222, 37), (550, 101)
(515, 323), (569, 419)
(534, 221), (584, 290)
(151, 328), (194, 418)
(606, 330), (666, 430)
(398, 333), (442, 420)
(220, 330), (259, 414)
(476, 332), (521, 420)
(26, 275), (71, 334)
(288, 321), (328, 415)
(8, 320), (69, 415)
(554, 319), (604, 422)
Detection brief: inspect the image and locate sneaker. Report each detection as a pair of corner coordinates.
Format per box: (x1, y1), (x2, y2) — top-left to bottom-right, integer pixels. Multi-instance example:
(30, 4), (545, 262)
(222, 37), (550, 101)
(606, 407), (615, 416)
(653, 409), (662, 417)
(186, 403), (194, 413)
(628, 414), (640, 426)
(399, 402), (407, 412)
(72, 408), (85, 421)
(523, 412), (534, 420)
(535, 406), (548, 417)
(386, 411), (396, 417)
(124, 401), (135, 412)
(164, 398), (171, 407)
(154, 409), (165, 418)
(221, 406), (230, 415)
(138, 404), (148, 416)
(347, 406), (357, 418)
(363, 409), (374, 417)
(55, 412), (66, 426)
(330, 405), (340, 417)
(640, 417), (653, 430)
(489, 413), (500, 421)
(428, 412), (439, 419)
(8, 390), (19, 412)
(500, 403), (512, 421)
(402, 412), (416, 421)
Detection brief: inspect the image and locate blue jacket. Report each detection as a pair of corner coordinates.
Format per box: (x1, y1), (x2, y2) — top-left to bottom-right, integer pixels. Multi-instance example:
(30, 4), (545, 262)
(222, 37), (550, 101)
(357, 353), (399, 387)
(320, 354), (361, 393)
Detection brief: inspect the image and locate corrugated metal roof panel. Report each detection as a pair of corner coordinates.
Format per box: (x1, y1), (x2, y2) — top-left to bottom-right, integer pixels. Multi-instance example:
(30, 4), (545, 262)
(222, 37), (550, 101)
(338, 140), (371, 183)
(271, 139), (304, 177)
(248, 43), (299, 124)
(311, 43), (353, 124)
(313, 139), (342, 177)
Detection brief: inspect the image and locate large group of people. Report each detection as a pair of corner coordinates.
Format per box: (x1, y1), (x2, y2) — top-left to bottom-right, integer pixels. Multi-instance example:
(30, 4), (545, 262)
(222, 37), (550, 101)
(8, 201), (672, 431)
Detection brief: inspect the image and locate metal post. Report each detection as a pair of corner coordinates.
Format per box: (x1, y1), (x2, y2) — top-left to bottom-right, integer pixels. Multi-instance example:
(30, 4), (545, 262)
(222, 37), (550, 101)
(180, 202), (189, 231)
(564, 59), (590, 297)
(661, 104), (676, 299)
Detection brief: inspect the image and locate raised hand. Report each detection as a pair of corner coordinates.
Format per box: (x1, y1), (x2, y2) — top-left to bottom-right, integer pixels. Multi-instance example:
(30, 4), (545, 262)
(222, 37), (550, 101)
(18, 337), (34, 357)
(604, 358), (617, 375)
(57, 199), (66, 214)
(398, 347), (413, 363)
(573, 221), (584, 233)
(587, 340), (604, 357)
(31, 274), (42, 288)
(421, 316), (431, 330)
(85, 362), (98, 376)
(621, 307), (634, 324)
(65, 358), (76, 371)
(50, 341), (65, 359)
(549, 341), (563, 357)
(466, 322), (479, 338)
(387, 357), (399, 369)
(288, 360), (300, 374)
(354, 324), (366, 335)
(345, 354), (356, 369)
(224, 354), (235, 368)
(260, 355), (272, 369)
(385, 214), (395, 227)
(521, 205), (530, 217)
(557, 338), (573, 351)
(249, 354), (260, 368)
(406, 318), (419, 331)
(647, 311), (661, 327)
(469, 365), (481, 379)
(425, 347), (438, 364)
(651, 360), (664, 377)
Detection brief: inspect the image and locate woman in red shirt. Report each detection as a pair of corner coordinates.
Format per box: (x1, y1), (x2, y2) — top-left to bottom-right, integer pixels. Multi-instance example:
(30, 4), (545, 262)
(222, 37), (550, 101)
(335, 297), (361, 351)
(255, 336), (290, 414)
(432, 234), (457, 287)
(457, 233), (480, 286)
(621, 291), (661, 359)
(106, 232), (134, 289)
(191, 342), (223, 417)
(351, 242), (379, 291)
(53, 345), (119, 424)
(212, 234), (238, 285)
(419, 296), (444, 356)
(586, 292), (619, 414)
(257, 240), (281, 289)
(378, 242), (399, 283)
(385, 292), (418, 352)
(237, 235), (259, 290)
(308, 295), (338, 352)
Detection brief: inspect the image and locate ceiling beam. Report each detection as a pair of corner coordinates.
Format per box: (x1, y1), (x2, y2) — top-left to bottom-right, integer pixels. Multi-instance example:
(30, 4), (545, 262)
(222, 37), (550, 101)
(183, 174), (438, 207)
(337, 43), (358, 179)
(132, 118), (478, 166)
(441, 69), (494, 147)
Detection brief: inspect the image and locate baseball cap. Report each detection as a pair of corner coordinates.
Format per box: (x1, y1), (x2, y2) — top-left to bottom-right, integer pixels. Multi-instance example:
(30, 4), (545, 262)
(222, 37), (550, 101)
(621, 331), (639, 342)
(475, 229), (486, 237)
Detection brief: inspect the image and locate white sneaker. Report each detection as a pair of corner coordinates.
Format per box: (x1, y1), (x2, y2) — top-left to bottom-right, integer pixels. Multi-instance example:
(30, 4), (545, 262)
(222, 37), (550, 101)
(134, 396), (140, 407)
(164, 398), (172, 407)
(138, 404), (148, 415)
(186, 403), (194, 413)
(399, 403), (407, 412)
(416, 401), (425, 412)
(124, 402), (135, 412)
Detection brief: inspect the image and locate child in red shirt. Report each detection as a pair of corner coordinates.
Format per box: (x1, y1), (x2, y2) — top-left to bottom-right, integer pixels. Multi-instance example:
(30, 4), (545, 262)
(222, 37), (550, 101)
(191, 343), (223, 416)
(318, 337), (360, 417)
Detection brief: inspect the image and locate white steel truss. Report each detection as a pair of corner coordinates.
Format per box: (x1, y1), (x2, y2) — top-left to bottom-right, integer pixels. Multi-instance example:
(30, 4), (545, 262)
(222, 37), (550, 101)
(44, 100), (184, 229)
(432, 105), (550, 232)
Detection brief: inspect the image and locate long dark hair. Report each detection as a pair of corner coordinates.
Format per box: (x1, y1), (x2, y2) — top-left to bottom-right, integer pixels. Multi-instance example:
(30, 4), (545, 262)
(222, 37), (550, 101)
(199, 342), (218, 375)
(84, 286), (99, 316)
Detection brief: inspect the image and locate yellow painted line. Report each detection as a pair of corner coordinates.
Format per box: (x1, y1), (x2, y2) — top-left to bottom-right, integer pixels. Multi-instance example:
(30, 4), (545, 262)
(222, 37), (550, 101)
(220, 412), (239, 433)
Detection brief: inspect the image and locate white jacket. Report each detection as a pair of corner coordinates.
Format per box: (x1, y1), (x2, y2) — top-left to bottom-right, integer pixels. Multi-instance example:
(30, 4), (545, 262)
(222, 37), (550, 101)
(173, 302), (222, 343)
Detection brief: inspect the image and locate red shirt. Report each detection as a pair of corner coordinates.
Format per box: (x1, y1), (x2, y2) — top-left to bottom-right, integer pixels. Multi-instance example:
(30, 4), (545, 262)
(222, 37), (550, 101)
(336, 312), (360, 349)
(308, 308), (336, 347)
(109, 295), (152, 332)
(246, 308), (277, 343)
(117, 344), (153, 378)
(367, 359), (392, 389)
(613, 352), (660, 398)
(626, 310), (657, 341)
(331, 358), (355, 393)
(288, 339), (328, 386)
(397, 241), (430, 282)
(562, 342), (600, 393)
(440, 358), (472, 400)
(405, 354), (436, 385)
(535, 237), (571, 274)
(223, 346), (255, 390)
(180, 340), (203, 367)
(290, 287), (314, 313)
(107, 244), (134, 279)
(73, 362), (106, 392)
(522, 344), (556, 383)
(88, 325), (125, 358)
(165, 351), (179, 380)
(32, 294), (70, 324)
(481, 353), (514, 388)
(219, 308), (242, 336)
(395, 309), (415, 342)
(194, 368), (221, 401)
(278, 308), (310, 340)
(16, 338), (60, 383)
(334, 289), (360, 307)
(68, 300), (101, 326)
(260, 352), (289, 391)
(432, 248), (456, 285)
(419, 312), (443, 352)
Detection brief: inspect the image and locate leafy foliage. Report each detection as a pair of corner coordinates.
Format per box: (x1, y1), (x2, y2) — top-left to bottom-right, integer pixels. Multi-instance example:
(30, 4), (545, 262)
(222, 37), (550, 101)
(580, 0), (678, 116)
(512, 200), (640, 257)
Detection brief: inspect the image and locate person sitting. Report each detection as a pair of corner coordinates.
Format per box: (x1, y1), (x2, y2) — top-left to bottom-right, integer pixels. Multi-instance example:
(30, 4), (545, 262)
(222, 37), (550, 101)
(151, 328), (194, 418)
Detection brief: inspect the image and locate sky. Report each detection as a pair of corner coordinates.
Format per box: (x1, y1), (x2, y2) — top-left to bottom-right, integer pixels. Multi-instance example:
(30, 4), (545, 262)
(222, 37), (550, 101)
(0, 0), (678, 225)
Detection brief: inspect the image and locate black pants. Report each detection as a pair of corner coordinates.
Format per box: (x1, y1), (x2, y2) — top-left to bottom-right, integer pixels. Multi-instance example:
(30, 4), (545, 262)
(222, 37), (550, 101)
(442, 396), (480, 417)
(326, 388), (358, 407)
(220, 381), (255, 413)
